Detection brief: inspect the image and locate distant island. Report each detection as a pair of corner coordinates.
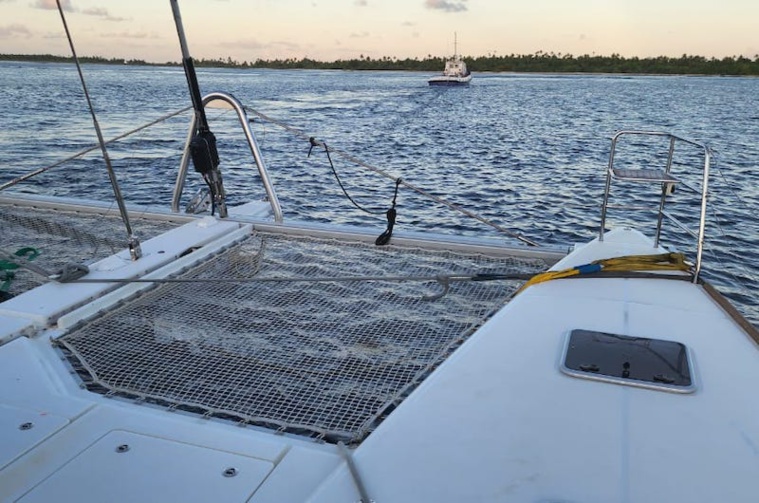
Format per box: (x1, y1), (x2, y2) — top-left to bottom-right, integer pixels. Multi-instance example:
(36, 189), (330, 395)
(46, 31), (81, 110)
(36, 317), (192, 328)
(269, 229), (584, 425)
(2, 52), (758, 76)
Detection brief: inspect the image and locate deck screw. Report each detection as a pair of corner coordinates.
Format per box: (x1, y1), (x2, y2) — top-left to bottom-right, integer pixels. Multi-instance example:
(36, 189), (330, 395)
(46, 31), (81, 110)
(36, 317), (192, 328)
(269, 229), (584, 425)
(115, 444), (130, 453)
(19, 422), (33, 430)
(223, 467), (237, 477)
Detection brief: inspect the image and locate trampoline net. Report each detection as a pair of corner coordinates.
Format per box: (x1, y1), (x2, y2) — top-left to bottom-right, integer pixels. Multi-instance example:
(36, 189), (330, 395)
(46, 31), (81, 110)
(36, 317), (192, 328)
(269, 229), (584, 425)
(0, 202), (180, 297)
(58, 230), (548, 444)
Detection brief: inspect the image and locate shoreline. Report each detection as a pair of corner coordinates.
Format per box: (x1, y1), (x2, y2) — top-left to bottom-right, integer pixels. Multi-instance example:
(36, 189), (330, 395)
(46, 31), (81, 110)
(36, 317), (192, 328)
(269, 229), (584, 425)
(2, 53), (758, 77)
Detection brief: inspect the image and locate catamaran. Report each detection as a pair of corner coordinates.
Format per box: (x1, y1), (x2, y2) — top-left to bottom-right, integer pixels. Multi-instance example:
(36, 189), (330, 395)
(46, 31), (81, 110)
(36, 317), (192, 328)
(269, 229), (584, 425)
(1, 2), (757, 502)
(428, 33), (473, 86)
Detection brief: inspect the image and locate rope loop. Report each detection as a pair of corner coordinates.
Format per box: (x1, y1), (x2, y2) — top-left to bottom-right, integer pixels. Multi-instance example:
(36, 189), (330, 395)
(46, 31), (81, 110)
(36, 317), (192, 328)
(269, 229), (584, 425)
(422, 276), (451, 301)
(307, 137), (405, 245)
(51, 263), (91, 283)
(516, 252), (692, 294)
(308, 137), (382, 215)
(375, 178), (403, 246)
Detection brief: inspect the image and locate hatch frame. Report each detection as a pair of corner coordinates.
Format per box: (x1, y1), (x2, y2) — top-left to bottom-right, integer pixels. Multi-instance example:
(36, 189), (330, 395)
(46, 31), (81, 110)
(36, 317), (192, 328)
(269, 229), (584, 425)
(559, 328), (697, 394)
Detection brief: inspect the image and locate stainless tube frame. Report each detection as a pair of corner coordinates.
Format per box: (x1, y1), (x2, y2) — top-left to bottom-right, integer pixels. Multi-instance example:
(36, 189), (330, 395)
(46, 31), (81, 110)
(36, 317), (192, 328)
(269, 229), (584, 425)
(172, 92), (283, 223)
(599, 130), (711, 283)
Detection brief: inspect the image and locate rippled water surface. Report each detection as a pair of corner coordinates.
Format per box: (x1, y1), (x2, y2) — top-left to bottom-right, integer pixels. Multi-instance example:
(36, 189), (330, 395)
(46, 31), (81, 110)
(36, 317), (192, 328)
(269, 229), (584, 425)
(1, 62), (758, 324)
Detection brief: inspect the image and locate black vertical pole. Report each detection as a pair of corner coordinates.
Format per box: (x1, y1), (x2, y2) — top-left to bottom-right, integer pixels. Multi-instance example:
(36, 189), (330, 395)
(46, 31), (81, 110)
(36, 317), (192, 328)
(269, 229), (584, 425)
(169, 0), (226, 216)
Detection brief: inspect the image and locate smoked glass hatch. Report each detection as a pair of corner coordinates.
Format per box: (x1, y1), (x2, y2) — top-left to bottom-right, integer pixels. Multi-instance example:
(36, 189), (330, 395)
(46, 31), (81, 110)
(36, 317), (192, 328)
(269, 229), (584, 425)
(561, 329), (694, 392)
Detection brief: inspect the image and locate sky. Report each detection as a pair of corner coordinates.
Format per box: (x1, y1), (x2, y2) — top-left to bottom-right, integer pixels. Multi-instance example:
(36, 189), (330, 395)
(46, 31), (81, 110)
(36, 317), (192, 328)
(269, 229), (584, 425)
(1, 0), (757, 63)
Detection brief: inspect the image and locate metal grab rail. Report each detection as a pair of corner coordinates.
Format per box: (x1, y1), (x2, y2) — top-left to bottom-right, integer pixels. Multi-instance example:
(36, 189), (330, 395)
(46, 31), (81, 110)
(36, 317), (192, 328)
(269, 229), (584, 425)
(599, 130), (711, 283)
(171, 92), (283, 223)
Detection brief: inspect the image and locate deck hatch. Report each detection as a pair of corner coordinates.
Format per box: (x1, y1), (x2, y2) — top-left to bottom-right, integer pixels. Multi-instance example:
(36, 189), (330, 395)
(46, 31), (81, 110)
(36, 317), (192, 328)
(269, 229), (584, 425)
(56, 230), (548, 445)
(561, 329), (694, 393)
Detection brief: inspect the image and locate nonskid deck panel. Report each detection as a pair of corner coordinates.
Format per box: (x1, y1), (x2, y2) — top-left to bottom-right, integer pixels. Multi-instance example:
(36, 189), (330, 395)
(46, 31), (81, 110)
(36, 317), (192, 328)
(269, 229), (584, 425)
(57, 231), (548, 444)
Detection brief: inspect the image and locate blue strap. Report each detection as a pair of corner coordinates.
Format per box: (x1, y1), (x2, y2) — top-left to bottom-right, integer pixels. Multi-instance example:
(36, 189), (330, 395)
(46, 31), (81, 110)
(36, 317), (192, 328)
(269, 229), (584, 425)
(575, 263), (603, 275)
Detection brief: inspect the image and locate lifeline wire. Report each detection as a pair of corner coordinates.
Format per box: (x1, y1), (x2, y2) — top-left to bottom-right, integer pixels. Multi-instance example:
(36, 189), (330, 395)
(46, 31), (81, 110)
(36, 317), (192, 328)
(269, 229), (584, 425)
(246, 106), (540, 246)
(308, 137), (387, 216)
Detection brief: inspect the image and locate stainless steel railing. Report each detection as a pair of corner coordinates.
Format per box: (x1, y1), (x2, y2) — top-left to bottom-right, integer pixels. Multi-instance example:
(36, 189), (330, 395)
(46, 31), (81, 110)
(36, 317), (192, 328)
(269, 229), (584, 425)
(171, 92), (283, 223)
(599, 130), (711, 282)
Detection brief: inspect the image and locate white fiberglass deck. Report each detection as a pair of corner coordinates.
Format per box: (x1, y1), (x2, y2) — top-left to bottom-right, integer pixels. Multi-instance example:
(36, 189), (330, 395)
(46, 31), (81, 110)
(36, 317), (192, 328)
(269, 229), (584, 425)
(1, 227), (758, 502)
(304, 227), (759, 502)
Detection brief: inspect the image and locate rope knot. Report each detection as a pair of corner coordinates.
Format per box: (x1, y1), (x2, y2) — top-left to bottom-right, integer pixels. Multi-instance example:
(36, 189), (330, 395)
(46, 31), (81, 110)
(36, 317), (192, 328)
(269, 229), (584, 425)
(307, 136), (321, 157)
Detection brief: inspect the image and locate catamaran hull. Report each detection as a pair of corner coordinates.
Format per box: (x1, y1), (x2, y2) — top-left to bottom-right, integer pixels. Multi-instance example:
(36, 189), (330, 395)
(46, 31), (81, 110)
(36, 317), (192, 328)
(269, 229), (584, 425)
(428, 75), (472, 86)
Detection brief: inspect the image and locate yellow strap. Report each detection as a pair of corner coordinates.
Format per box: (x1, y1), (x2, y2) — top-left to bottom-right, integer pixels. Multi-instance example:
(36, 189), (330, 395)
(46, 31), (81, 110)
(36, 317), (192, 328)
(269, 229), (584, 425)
(516, 253), (690, 295)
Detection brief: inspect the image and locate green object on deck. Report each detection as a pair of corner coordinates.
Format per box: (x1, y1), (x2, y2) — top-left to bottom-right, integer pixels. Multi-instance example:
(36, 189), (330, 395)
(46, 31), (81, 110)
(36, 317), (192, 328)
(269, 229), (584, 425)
(0, 247), (41, 294)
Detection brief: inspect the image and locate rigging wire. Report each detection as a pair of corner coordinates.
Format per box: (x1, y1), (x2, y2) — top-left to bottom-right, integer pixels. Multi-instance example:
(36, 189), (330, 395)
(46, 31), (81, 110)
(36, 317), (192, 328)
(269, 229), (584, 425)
(2, 96), (539, 248)
(0, 107), (192, 193)
(55, 0), (141, 260)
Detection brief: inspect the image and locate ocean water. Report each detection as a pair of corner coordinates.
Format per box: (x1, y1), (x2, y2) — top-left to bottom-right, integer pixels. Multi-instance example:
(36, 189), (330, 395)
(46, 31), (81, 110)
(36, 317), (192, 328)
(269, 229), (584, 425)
(1, 61), (758, 325)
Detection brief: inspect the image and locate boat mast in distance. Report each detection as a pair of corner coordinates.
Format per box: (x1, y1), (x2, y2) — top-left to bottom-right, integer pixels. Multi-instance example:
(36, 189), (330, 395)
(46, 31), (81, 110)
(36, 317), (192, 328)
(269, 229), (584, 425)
(428, 32), (473, 86)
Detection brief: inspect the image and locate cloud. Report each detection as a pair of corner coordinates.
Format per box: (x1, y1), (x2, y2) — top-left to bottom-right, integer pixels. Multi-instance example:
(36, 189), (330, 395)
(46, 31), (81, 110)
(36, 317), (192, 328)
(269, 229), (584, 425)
(349, 31), (370, 39)
(218, 38), (268, 50)
(81, 7), (128, 22)
(218, 38), (303, 53)
(100, 31), (158, 40)
(424, 0), (468, 13)
(354, 0), (368, 5)
(33, 0), (74, 10)
(0, 23), (32, 38)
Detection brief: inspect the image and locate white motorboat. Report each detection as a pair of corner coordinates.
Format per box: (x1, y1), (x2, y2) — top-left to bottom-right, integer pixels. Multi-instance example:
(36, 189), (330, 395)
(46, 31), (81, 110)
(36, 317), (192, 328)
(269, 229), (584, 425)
(428, 33), (472, 86)
(1, 4), (758, 503)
